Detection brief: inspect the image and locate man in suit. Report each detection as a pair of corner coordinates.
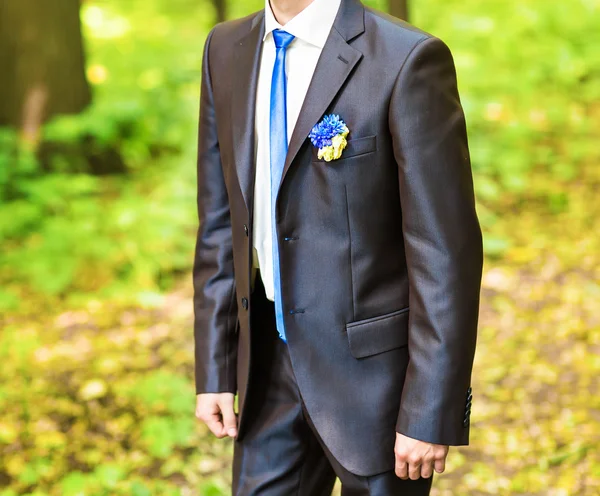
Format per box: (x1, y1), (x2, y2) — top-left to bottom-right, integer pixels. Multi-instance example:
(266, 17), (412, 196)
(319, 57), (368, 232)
(193, 0), (483, 493)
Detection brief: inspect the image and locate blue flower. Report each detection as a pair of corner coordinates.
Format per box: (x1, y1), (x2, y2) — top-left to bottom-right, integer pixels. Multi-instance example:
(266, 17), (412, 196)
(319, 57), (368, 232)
(308, 114), (349, 150)
(308, 114), (350, 161)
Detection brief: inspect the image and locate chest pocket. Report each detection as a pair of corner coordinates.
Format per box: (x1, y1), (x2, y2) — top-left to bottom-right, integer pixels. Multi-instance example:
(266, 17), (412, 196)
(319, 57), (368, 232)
(311, 134), (377, 162)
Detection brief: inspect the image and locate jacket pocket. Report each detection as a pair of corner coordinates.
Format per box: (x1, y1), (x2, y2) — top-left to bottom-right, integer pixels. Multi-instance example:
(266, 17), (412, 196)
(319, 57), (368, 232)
(312, 134), (377, 162)
(345, 306), (409, 358)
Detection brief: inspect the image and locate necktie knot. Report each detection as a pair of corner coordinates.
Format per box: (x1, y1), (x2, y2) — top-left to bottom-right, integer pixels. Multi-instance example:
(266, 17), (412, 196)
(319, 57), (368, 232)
(272, 29), (295, 49)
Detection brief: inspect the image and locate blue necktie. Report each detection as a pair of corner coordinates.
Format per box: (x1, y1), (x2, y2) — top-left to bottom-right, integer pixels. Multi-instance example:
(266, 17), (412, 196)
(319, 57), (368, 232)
(270, 29), (295, 342)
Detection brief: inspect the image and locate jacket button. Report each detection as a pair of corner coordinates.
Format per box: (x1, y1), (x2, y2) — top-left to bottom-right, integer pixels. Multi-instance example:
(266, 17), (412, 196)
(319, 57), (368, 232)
(241, 297), (248, 310)
(243, 224), (249, 236)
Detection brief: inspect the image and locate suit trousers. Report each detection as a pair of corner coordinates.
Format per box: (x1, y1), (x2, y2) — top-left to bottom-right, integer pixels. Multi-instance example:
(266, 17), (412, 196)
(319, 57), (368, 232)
(231, 270), (433, 496)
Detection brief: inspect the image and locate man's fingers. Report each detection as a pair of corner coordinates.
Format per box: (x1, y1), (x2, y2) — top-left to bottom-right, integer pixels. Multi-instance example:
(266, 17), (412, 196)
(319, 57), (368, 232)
(408, 456), (422, 480)
(434, 455), (446, 474)
(218, 395), (238, 437)
(420, 457), (435, 478)
(394, 445), (409, 479)
(395, 433), (450, 481)
(196, 393), (235, 438)
(395, 460), (409, 480)
(204, 412), (227, 438)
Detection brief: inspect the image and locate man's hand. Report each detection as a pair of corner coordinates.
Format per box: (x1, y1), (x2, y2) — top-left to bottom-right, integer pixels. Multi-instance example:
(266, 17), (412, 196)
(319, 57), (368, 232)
(394, 432), (449, 480)
(195, 393), (238, 438)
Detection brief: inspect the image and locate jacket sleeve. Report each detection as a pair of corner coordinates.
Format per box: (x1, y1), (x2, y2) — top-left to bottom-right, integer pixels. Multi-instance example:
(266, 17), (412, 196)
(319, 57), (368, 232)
(193, 25), (238, 395)
(389, 36), (483, 445)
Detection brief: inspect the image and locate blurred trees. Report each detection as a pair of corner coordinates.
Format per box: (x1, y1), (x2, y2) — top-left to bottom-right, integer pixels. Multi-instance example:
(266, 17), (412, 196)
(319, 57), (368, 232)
(212, 0), (227, 23)
(1, 0), (598, 308)
(389, 0), (409, 20)
(0, 0), (90, 140)
(217, 0), (407, 23)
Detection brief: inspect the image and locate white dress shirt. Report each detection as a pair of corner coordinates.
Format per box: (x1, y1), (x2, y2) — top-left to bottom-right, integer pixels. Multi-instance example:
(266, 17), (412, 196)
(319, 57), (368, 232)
(252, 0), (342, 301)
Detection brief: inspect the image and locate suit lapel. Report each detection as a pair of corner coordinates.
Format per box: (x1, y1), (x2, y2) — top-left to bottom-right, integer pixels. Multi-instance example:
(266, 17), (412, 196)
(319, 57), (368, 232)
(276, 0), (365, 197)
(231, 12), (265, 214)
(230, 0), (365, 212)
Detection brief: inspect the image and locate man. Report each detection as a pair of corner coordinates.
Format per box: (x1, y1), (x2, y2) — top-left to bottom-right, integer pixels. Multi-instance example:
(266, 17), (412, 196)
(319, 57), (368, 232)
(193, 0), (483, 493)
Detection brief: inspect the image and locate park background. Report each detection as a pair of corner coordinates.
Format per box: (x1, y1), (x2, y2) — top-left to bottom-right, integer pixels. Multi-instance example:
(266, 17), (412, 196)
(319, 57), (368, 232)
(0, 0), (599, 494)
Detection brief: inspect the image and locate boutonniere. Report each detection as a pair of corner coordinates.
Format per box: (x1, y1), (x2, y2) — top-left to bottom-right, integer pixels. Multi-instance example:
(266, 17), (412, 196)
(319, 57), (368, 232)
(308, 114), (349, 162)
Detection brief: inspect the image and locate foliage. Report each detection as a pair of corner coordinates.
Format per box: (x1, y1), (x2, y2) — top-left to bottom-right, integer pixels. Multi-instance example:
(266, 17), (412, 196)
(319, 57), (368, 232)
(411, 0), (600, 257)
(0, 0), (215, 311)
(0, 126), (196, 311)
(0, 294), (233, 495)
(2, 200), (598, 494)
(0, 0), (599, 494)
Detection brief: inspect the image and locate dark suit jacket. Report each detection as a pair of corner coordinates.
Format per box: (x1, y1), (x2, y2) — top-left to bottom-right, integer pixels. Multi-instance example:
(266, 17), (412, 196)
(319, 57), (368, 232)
(193, 0), (483, 476)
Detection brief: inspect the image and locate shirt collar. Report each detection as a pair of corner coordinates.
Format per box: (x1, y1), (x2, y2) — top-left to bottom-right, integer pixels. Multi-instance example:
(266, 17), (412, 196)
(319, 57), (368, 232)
(263, 0), (341, 48)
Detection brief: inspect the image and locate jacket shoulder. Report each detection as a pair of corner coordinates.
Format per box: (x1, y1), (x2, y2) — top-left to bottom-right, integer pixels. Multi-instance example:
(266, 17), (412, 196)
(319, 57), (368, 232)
(209, 10), (262, 45)
(361, 7), (457, 69)
(363, 7), (438, 47)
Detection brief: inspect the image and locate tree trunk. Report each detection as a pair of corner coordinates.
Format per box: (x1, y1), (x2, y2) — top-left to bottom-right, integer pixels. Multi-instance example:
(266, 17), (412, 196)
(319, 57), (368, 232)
(389, 0), (409, 21)
(212, 0), (227, 23)
(0, 0), (91, 140)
